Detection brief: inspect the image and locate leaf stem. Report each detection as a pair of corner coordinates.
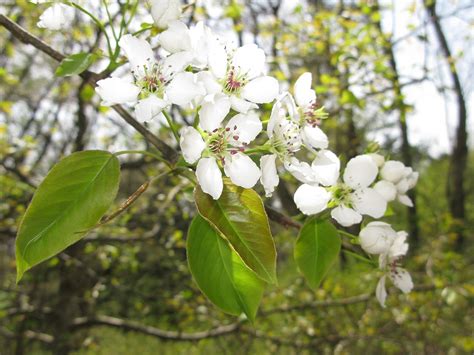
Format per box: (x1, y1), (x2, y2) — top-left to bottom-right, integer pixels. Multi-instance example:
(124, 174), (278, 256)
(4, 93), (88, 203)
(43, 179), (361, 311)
(113, 149), (167, 164)
(162, 111), (181, 143)
(338, 229), (359, 240)
(341, 249), (377, 266)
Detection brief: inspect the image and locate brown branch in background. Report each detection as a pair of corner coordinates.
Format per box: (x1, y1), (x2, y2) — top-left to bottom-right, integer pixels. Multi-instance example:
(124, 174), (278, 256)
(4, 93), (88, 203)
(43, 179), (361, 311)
(71, 315), (243, 341)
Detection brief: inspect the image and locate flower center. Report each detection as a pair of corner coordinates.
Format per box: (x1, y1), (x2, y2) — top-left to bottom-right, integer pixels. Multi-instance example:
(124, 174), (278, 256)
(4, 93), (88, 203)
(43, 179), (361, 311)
(134, 63), (167, 97)
(206, 126), (244, 163)
(300, 102), (328, 127)
(330, 184), (354, 207)
(271, 118), (302, 158)
(222, 66), (248, 95)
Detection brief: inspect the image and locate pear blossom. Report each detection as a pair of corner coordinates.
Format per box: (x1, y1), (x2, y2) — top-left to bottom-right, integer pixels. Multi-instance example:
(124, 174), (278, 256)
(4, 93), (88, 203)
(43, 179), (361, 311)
(292, 73), (330, 150)
(95, 34), (205, 122)
(197, 43), (279, 129)
(179, 112), (262, 199)
(158, 21), (217, 69)
(260, 92), (339, 196)
(359, 223), (413, 307)
(150, 0), (181, 28)
(375, 161), (419, 207)
(328, 155), (387, 226)
(36, 3), (74, 31)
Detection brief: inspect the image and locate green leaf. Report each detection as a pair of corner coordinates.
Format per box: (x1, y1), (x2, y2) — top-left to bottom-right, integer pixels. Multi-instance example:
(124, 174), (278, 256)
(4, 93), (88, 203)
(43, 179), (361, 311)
(55, 52), (96, 77)
(194, 179), (277, 284)
(294, 217), (341, 289)
(16, 150), (120, 282)
(187, 215), (265, 321)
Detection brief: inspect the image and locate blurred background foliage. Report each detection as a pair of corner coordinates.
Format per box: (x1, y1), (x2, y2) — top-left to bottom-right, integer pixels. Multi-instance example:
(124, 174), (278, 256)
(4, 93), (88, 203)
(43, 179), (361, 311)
(0, 0), (473, 354)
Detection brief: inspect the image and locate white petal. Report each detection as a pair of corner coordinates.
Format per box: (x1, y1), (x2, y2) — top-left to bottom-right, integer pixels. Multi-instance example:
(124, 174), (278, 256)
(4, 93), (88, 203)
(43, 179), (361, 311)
(359, 221), (396, 254)
(241, 76), (279, 104)
(398, 194), (413, 207)
(376, 276), (388, 308)
(37, 4), (74, 30)
(368, 153), (385, 168)
(161, 51), (193, 80)
(267, 96), (283, 138)
(330, 205), (362, 227)
(284, 158), (317, 184)
(196, 71), (222, 95)
(380, 160), (406, 183)
(389, 268), (413, 294)
(95, 77), (140, 106)
(343, 155), (378, 189)
(311, 150), (340, 186)
(199, 94), (231, 131)
(230, 96), (258, 113)
(232, 44), (265, 79)
(119, 34), (154, 75)
(389, 231), (409, 259)
(224, 153), (261, 188)
(135, 96), (168, 123)
(165, 72), (206, 106)
(150, 0), (182, 28)
(293, 184), (330, 215)
(396, 178), (410, 194)
(374, 180), (397, 201)
(407, 171), (419, 189)
(158, 20), (191, 53)
(196, 157), (223, 200)
(294, 72), (316, 108)
(208, 40), (227, 79)
(260, 154), (279, 197)
(179, 126), (205, 164)
(302, 125), (328, 150)
(353, 188), (387, 219)
(226, 111), (262, 145)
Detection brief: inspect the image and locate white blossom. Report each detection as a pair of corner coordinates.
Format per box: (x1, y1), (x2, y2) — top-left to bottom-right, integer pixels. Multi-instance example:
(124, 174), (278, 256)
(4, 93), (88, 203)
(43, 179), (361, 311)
(179, 112), (262, 199)
(37, 3), (74, 31)
(150, 0), (181, 28)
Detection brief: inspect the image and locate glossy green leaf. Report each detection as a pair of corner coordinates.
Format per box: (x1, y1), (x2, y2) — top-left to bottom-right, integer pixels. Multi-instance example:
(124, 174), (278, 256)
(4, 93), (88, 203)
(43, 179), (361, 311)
(187, 215), (265, 321)
(55, 52), (96, 77)
(16, 150), (120, 281)
(194, 179), (277, 284)
(294, 217), (341, 289)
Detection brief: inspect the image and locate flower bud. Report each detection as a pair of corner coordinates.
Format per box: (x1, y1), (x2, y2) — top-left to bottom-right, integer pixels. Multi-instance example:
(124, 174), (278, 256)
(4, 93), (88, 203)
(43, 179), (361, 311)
(150, 0), (181, 28)
(380, 160), (406, 183)
(359, 222), (397, 254)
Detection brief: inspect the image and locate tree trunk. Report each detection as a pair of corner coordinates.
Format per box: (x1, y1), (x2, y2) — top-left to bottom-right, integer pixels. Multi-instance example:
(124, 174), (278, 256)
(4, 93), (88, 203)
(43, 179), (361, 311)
(424, 0), (468, 249)
(370, 1), (420, 246)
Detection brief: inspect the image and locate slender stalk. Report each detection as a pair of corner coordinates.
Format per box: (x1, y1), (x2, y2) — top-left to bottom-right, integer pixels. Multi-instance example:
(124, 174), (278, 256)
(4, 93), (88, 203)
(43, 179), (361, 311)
(341, 250), (376, 266)
(114, 149), (164, 161)
(69, 2), (114, 58)
(338, 229), (359, 241)
(162, 111), (181, 143)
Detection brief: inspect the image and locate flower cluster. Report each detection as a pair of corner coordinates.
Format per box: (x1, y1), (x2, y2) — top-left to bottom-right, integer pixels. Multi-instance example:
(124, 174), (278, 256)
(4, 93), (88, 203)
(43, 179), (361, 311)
(89, 0), (418, 307)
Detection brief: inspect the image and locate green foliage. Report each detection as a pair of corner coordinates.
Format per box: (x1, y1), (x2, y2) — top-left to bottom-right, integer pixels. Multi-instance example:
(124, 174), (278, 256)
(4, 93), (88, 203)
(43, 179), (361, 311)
(194, 179), (277, 284)
(187, 215), (265, 321)
(15, 150), (120, 281)
(294, 217), (341, 289)
(55, 52), (96, 77)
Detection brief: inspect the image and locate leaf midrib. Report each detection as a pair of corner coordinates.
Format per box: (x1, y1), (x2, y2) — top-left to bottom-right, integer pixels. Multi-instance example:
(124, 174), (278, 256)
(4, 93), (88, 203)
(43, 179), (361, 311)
(20, 154), (114, 263)
(204, 191), (273, 283)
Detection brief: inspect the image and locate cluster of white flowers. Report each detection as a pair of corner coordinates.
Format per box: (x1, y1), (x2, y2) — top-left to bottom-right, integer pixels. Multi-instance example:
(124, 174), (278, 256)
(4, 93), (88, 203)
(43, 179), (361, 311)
(36, 0), (419, 307)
